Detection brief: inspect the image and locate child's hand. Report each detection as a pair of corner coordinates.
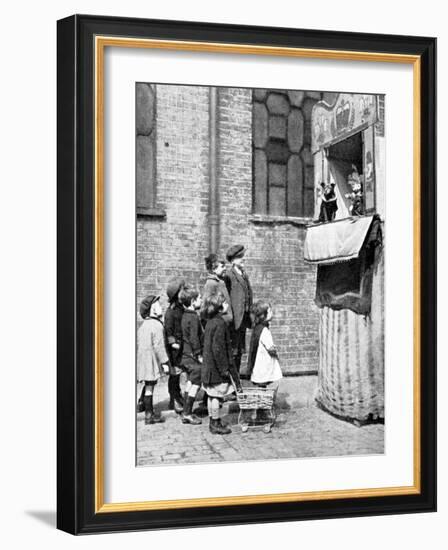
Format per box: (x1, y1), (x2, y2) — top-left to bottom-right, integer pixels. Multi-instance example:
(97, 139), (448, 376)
(197, 355), (203, 364)
(171, 343), (180, 350)
(161, 363), (170, 374)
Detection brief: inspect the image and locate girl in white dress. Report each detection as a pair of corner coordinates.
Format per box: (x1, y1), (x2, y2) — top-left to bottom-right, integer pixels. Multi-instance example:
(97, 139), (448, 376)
(247, 301), (282, 388)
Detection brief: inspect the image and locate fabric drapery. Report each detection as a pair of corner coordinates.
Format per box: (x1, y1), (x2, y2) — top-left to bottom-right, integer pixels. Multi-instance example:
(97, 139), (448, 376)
(305, 215), (384, 421)
(305, 215), (382, 315)
(304, 215), (378, 265)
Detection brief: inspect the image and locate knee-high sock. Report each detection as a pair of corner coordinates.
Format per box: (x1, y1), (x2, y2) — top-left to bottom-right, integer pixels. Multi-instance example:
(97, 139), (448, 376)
(207, 397), (220, 419)
(188, 384), (200, 398)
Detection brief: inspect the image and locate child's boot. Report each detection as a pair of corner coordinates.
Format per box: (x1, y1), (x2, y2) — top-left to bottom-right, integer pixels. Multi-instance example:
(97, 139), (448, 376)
(144, 395), (165, 425)
(136, 385), (145, 413)
(168, 376), (175, 409)
(168, 376), (183, 413)
(217, 418), (231, 433)
(174, 375), (184, 408)
(209, 417), (231, 435)
(195, 391), (208, 416)
(182, 396), (202, 425)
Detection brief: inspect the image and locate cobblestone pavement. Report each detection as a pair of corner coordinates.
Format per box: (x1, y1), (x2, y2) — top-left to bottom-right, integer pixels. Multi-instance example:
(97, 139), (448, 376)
(137, 381), (384, 466)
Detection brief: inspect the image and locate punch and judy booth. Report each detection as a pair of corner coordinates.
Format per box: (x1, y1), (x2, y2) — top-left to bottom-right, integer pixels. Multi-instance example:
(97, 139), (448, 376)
(304, 93), (385, 423)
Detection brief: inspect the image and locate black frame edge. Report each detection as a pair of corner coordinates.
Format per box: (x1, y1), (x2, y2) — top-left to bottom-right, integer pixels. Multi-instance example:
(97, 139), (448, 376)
(419, 36), (437, 514)
(57, 14), (78, 535)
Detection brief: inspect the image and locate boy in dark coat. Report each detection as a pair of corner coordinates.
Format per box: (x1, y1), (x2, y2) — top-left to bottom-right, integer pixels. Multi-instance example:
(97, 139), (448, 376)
(179, 287), (203, 425)
(164, 277), (186, 413)
(223, 244), (253, 374)
(202, 292), (242, 435)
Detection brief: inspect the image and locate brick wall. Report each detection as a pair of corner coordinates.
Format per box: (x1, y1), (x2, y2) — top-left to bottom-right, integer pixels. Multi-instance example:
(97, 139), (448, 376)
(217, 88), (319, 373)
(137, 84), (210, 312)
(137, 84), (321, 374)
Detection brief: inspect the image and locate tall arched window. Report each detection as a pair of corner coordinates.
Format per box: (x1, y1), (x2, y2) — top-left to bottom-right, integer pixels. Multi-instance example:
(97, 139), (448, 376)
(252, 88), (320, 218)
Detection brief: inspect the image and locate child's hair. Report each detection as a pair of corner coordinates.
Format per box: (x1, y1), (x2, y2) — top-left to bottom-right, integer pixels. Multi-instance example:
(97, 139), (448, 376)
(252, 300), (271, 325)
(178, 286), (199, 308)
(202, 291), (225, 319)
(204, 253), (225, 273)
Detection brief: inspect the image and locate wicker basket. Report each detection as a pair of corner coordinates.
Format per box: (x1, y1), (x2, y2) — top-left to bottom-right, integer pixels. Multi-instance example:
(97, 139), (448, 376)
(237, 387), (275, 410)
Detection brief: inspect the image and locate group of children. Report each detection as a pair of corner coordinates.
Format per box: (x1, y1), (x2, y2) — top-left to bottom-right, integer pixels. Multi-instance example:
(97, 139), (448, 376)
(137, 244), (283, 435)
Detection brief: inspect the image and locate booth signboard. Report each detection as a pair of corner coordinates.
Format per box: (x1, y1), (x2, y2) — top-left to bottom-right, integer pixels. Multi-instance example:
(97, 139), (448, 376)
(312, 93), (378, 153)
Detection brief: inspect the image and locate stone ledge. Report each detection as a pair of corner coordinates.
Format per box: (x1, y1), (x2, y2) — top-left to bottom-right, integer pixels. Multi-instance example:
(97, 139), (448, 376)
(249, 214), (313, 227)
(137, 206), (167, 219)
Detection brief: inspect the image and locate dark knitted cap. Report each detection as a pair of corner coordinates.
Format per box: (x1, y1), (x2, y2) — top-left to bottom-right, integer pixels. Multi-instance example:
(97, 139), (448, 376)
(166, 277), (186, 302)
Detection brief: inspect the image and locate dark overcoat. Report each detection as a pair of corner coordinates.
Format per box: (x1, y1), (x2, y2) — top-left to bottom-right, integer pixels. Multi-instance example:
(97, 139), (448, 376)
(223, 267), (253, 330)
(181, 309), (203, 367)
(202, 315), (239, 385)
(164, 302), (184, 367)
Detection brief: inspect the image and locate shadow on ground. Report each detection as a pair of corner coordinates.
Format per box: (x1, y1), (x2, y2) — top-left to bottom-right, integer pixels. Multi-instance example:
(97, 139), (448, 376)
(25, 510), (56, 528)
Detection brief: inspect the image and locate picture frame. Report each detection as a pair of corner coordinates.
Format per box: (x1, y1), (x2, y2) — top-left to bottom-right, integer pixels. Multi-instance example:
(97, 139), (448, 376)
(57, 14), (436, 535)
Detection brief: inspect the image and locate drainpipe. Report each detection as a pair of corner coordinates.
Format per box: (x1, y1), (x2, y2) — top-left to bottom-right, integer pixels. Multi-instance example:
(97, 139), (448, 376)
(208, 87), (219, 254)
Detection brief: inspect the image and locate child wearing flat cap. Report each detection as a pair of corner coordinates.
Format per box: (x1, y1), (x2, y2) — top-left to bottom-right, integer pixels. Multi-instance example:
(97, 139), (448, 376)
(223, 244), (253, 374)
(137, 295), (170, 425)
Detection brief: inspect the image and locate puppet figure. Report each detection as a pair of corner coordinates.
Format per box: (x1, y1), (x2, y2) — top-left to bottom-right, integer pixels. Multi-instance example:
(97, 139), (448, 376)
(345, 165), (364, 216)
(318, 182), (338, 222)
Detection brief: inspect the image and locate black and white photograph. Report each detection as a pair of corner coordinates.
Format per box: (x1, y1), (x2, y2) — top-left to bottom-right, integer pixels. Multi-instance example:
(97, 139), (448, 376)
(136, 84), (385, 466)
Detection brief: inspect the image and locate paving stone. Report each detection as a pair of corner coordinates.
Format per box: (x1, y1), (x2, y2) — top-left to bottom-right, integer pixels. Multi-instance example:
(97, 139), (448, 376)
(137, 404), (384, 466)
(137, 378), (384, 466)
(165, 453), (182, 460)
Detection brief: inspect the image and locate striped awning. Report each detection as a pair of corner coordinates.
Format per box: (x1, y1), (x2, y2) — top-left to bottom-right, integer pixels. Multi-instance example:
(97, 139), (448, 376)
(304, 215), (377, 265)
